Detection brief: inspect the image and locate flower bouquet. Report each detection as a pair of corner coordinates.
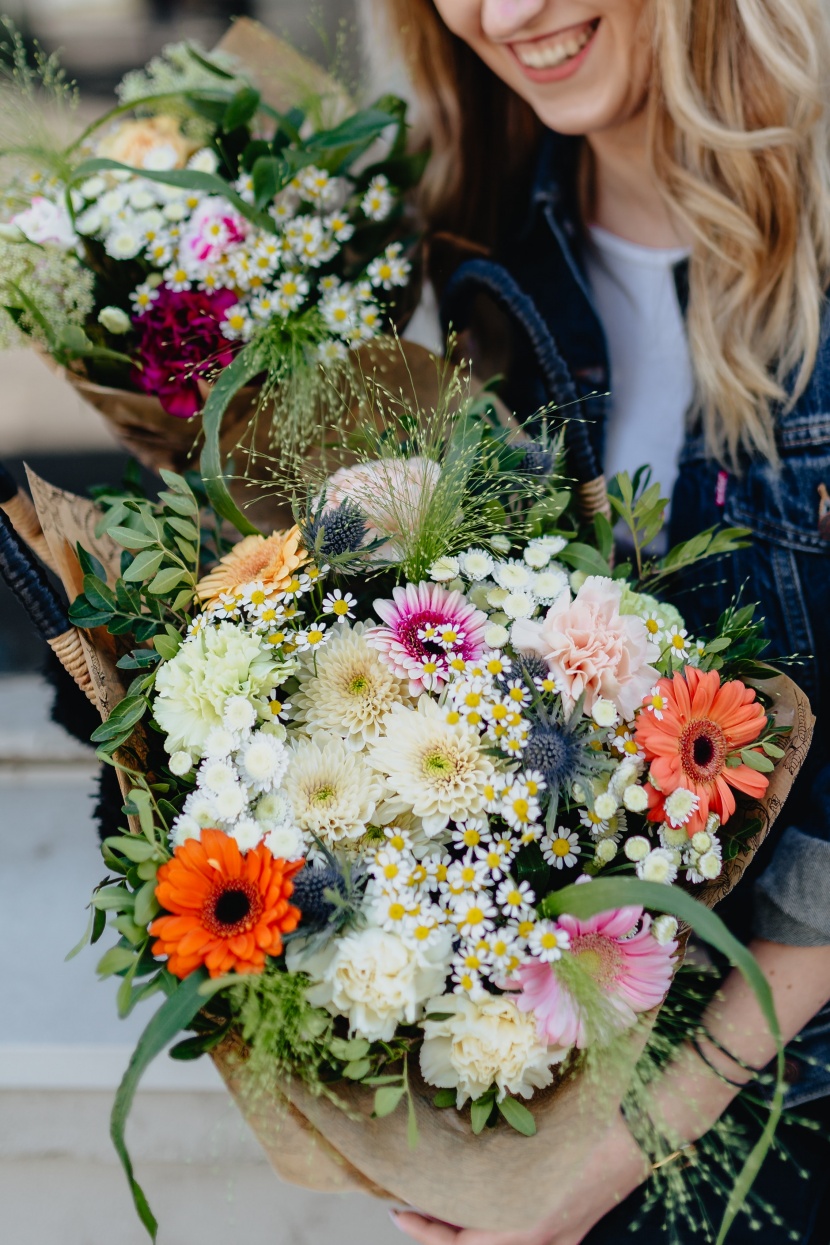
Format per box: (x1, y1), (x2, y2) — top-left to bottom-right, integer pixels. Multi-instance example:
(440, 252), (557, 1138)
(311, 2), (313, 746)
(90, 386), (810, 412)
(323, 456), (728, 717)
(15, 375), (813, 1243)
(0, 18), (424, 523)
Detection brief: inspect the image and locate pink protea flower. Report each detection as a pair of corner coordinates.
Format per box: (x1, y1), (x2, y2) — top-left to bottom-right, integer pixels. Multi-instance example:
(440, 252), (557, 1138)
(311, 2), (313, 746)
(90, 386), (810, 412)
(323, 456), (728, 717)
(511, 906), (677, 1049)
(369, 582), (488, 695)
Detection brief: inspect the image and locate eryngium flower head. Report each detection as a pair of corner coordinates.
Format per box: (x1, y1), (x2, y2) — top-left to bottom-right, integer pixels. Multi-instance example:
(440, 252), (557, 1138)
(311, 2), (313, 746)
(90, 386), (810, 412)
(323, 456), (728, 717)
(299, 498), (368, 559)
(524, 719), (585, 790)
(517, 440), (556, 477)
(291, 859), (367, 927)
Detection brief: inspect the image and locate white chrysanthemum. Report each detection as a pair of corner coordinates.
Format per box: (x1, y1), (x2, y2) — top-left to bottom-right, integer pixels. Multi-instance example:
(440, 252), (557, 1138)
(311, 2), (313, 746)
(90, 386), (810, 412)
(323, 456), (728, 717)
(200, 758), (238, 793)
(484, 623), (510, 649)
(592, 698), (618, 728)
(595, 838), (618, 864)
(459, 548), (495, 581)
(284, 731), (385, 847)
(493, 560), (533, 591)
(531, 566), (569, 603)
(652, 915), (679, 945)
(698, 851), (723, 880)
(223, 694), (258, 734)
(214, 784), (247, 822)
(170, 814), (201, 847)
(202, 726), (237, 758)
(594, 792), (619, 820)
(638, 847), (679, 884)
(230, 817), (264, 852)
(181, 789), (220, 829)
(664, 786), (700, 828)
(503, 591), (535, 620)
(168, 750), (192, 777)
(429, 555), (460, 582)
(153, 621), (289, 756)
(624, 835), (651, 862)
(237, 733), (289, 792)
(368, 697), (496, 837)
(254, 789), (294, 829)
(264, 822), (305, 861)
(420, 992), (566, 1108)
(287, 923), (452, 1042)
(292, 622), (410, 750)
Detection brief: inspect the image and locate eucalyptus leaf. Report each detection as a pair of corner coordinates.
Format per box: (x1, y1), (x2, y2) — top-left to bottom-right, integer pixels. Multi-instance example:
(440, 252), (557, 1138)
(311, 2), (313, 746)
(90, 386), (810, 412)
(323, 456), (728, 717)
(497, 1096), (537, 1136)
(373, 1085), (406, 1118)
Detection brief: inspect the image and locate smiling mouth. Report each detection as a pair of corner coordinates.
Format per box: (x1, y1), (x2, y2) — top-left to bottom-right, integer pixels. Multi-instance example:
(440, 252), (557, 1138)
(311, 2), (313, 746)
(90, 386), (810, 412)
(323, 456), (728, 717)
(511, 18), (599, 71)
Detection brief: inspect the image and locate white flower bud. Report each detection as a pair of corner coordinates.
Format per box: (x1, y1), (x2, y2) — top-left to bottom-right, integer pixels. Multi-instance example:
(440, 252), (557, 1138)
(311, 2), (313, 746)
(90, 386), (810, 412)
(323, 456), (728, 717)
(624, 835), (651, 862)
(592, 698), (618, 728)
(569, 570), (588, 592)
(623, 784), (649, 813)
(486, 586), (509, 608)
(490, 534), (511, 554)
(661, 823), (689, 849)
(705, 813), (721, 835)
(639, 848), (678, 885)
(97, 305), (131, 334)
(698, 851), (723, 880)
(523, 544), (551, 569)
(168, 750), (193, 777)
(691, 832), (712, 855)
(572, 782), (587, 805)
(595, 839), (618, 864)
(594, 792), (618, 820)
(652, 915), (679, 945)
(484, 624), (510, 649)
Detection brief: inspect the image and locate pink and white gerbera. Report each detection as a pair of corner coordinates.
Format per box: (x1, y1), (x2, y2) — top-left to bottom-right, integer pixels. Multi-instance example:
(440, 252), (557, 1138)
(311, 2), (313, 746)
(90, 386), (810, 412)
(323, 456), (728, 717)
(369, 582), (488, 695)
(510, 906), (676, 1049)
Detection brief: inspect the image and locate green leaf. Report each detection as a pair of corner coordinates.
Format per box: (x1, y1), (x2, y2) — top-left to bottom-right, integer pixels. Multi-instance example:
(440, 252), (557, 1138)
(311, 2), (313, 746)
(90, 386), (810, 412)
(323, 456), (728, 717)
(134, 879), (161, 928)
(111, 968), (209, 1239)
(222, 85), (261, 132)
(342, 1058), (372, 1080)
(153, 632), (182, 661)
(762, 742), (786, 759)
(373, 1085), (406, 1118)
(497, 1096), (537, 1137)
(740, 749), (775, 773)
(107, 526), (157, 551)
(159, 491), (198, 517)
(123, 549), (164, 583)
(557, 542), (612, 578)
(103, 836), (157, 864)
(169, 1025), (229, 1060)
(65, 906), (97, 961)
(164, 516), (199, 542)
(125, 788), (155, 838)
(539, 876), (784, 1245)
(83, 574), (116, 612)
(97, 944), (139, 978)
(251, 154), (285, 209)
(91, 696), (147, 745)
(200, 343), (265, 535)
(68, 599), (113, 629)
(432, 1089), (457, 1109)
(148, 567), (187, 596)
(113, 915), (149, 947)
(423, 1012), (454, 1023)
(470, 1095), (495, 1135)
(92, 885), (135, 912)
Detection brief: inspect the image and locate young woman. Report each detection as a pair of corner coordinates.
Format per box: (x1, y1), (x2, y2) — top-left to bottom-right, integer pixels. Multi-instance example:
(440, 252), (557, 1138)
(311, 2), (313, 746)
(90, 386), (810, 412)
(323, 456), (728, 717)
(376, 3), (830, 1243)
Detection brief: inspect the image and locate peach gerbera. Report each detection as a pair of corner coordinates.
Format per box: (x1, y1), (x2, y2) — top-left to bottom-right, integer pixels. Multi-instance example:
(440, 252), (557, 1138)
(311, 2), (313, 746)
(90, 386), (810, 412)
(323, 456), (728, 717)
(195, 527), (308, 606)
(634, 667), (769, 837)
(150, 829), (303, 978)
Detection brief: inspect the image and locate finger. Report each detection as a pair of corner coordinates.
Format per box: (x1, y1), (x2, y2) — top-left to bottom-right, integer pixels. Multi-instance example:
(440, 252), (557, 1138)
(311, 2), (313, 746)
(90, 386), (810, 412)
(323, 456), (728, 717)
(390, 1211), (463, 1243)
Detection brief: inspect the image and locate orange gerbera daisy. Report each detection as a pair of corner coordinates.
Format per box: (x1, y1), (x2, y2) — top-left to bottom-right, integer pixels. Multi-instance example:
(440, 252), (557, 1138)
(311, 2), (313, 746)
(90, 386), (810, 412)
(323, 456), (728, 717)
(634, 667), (769, 837)
(150, 829), (303, 978)
(195, 526), (308, 606)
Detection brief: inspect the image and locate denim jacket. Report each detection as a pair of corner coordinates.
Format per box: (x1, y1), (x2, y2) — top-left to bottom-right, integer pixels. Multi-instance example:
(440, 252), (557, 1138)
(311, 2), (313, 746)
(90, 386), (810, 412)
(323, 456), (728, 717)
(440, 131), (830, 1105)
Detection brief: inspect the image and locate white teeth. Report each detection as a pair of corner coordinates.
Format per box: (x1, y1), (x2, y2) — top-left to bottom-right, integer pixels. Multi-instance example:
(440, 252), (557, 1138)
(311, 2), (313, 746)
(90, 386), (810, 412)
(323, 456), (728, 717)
(515, 24), (594, 70)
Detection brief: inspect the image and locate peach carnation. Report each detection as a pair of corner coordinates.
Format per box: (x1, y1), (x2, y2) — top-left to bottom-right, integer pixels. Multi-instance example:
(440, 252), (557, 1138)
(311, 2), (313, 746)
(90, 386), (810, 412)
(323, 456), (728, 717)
(512, 576), (659, 720)
(324, 456), (441, 560)
(196, 527), (308, 606)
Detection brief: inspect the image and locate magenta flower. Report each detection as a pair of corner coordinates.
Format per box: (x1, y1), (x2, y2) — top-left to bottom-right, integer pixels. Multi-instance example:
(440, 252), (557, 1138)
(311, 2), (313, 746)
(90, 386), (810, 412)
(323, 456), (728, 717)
(131, 286), (239, 417)
(369, 582), (488, 695)
(511, 906), (676, 1049)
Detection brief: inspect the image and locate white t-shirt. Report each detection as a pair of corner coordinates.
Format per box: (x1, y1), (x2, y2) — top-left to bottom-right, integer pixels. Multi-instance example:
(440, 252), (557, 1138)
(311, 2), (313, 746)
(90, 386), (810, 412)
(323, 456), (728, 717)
(584, 224), (693, 504)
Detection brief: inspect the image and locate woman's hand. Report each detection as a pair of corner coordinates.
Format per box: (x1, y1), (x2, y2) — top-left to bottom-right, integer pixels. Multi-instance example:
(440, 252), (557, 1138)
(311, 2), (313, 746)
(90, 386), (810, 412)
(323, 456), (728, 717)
(389, 1109), (650, 1245)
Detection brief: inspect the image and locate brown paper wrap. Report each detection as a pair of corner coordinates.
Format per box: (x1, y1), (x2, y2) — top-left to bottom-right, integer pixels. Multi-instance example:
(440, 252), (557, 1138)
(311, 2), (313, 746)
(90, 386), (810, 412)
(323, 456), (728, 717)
(30, 474), (814, 1231)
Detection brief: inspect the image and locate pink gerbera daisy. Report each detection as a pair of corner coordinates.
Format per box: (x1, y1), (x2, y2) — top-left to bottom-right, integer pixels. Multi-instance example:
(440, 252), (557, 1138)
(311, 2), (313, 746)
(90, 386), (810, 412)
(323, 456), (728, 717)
(369, 582), (488, 695)
(510, 906), (676, 1049)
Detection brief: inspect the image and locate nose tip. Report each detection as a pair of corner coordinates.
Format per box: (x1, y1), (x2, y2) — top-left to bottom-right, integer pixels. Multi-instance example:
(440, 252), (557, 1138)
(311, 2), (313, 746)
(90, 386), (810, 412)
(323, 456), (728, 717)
(480, 0), (550, 40)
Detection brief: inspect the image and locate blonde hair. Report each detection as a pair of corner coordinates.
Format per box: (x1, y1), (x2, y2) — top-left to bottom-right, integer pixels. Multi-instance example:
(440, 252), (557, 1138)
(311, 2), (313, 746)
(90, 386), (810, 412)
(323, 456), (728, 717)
(379, 0), (830, 469)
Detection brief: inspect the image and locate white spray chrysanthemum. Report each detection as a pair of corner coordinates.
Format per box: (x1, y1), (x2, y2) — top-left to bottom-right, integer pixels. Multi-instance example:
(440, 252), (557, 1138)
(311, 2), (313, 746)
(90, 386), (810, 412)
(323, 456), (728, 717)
(237, 732), (289, 792)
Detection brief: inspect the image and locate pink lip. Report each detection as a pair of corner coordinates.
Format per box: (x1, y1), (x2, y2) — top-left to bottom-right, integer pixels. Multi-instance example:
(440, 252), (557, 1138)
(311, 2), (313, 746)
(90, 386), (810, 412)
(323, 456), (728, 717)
(508, 19), (600, 85)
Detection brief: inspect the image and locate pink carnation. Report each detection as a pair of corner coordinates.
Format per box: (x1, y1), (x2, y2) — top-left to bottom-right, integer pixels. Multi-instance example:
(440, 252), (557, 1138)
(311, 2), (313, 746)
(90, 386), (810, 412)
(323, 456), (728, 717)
(132, 286), (239, 417)
(512, 576), (658, 720)
(511, 907), (677, 1049)
(369, 581), (488, 695)
(179, 196), (250, 270)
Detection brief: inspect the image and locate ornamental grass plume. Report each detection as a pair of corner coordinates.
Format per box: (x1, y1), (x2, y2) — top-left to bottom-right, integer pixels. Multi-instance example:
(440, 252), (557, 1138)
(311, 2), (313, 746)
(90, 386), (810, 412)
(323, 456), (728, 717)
(635, 667), (769, 837)
(195, 527), (308, 606)
(150, 828), (303, 978)
(511, 907), (677, 1050)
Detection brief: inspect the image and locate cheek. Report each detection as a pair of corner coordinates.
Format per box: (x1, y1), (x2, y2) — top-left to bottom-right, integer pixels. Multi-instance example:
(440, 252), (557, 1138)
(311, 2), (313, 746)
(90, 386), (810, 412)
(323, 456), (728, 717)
(431, 0), (481, 40)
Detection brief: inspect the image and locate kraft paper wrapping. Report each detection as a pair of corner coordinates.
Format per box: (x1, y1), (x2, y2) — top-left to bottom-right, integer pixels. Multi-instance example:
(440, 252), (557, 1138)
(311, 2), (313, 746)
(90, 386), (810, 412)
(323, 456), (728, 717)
(29, 472), (815, 1230)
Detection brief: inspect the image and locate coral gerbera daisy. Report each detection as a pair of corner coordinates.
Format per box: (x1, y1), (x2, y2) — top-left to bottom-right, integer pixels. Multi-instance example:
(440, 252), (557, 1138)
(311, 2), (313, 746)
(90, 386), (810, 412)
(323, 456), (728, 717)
(196, 527), (308, 607)
(150, 828), (303, 978)
(369, 582), (488, 695)
(511, 906), (676, 1049)
(634, 667), (769, 837)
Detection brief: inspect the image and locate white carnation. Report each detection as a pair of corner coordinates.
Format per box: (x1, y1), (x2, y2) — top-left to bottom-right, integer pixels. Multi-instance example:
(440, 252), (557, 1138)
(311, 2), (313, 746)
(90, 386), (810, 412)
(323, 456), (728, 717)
(287, 924), (452, 1042)
(420, 993), (566, 1108)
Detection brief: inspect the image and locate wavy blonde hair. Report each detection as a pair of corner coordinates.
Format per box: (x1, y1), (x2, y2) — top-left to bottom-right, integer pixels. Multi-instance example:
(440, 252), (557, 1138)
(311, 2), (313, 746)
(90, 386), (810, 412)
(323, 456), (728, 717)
(378, 0), (830, 469)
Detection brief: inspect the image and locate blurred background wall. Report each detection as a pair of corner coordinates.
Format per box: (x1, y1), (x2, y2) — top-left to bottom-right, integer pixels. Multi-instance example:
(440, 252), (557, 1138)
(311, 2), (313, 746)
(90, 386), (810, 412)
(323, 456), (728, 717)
(0, 5), (404, 1243)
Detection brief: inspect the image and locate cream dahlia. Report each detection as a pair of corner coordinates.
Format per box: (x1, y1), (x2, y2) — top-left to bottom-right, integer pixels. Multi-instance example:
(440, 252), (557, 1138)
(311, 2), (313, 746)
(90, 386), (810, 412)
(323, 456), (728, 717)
(292, 621), (412, 749)
(369, 582), (488, 695)
(283, 730), (386, 848)
(368, 697), (496, 837)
